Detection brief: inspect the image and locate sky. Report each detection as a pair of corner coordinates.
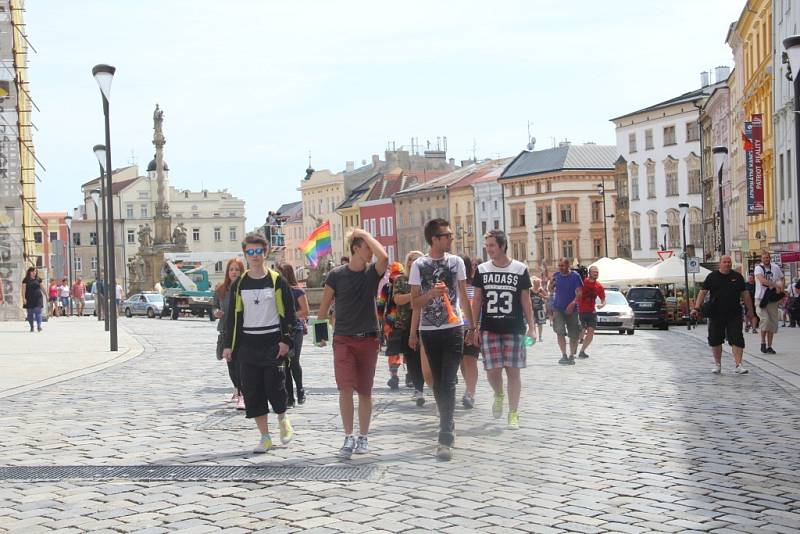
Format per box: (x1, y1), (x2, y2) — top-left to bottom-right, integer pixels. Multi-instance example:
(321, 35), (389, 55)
(28, 0), (744, 228)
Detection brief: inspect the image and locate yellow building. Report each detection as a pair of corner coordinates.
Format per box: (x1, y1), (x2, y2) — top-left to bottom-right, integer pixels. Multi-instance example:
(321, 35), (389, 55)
(730, 0), (774, 259)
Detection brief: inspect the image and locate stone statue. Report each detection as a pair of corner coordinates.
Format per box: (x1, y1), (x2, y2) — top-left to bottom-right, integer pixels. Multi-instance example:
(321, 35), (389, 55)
(128, 254), (146, 284)
(153, 104), (164, 133)
(172, 223), (188, 247)
(137, 224), (153, 249)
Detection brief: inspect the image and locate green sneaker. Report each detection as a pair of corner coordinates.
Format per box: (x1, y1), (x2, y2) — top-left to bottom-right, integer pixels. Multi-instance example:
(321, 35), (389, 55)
(492, 393), (504, 419)
(279, 415), (294, 445)
(253, 433), (273, 454)
(508, 411), (520, 430)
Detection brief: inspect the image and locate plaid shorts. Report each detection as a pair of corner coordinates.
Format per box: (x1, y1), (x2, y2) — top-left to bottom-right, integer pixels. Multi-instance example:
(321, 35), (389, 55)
(480, 331), (526, 370)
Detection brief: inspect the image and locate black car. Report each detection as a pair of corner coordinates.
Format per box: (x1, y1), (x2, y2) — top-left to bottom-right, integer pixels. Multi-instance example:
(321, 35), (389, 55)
(626, 287), (668, 330)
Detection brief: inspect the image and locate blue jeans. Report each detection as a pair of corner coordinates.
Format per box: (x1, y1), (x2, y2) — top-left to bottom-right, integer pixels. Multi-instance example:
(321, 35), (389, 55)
(26, 307), (43, 330)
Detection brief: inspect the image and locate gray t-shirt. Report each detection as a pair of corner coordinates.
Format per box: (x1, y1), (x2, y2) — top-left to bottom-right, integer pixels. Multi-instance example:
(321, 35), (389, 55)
(325, 263), (381, 336)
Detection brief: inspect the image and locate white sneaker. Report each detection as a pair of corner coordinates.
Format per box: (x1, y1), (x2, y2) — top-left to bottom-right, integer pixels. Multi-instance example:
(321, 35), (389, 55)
(253, 433), (272, 454)
(413, 390), (425, 407)
(712, 364), (721, 374)
(735, 365), (749, 375)
(338, 436), (355, 459)
(354, 435), (369, 454)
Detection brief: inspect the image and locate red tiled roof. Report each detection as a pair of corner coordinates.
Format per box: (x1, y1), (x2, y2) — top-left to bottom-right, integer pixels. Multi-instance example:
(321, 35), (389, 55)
(364, 171), (424, 202)
(449, 158), (513, 190)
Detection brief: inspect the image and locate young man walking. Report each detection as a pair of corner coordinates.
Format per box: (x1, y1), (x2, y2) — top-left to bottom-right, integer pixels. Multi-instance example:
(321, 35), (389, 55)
(317, 228), (388, 459)
(691, 255), (755, 374)
(577, 266), (605, 359)
(222, 233), (296, 454)
(409, 218), (476, 461)
(470, 230), (534, 430)
(548, 258), (583, 365)
(754, 251), (783, 354)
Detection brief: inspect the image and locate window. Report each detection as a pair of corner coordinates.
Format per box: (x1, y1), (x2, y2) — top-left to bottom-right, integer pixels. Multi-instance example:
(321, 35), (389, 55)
(140, 205), (148, 218)
(789, 149), (793, 198)
(192, 228), (200, 242)
(127, 229), (135, 244)
(33, 231), (42, 244)
(629, 162), (639, 200)
(665, 158), (678, 196)
(387, 245), (395, 263)
(89, 232), (97, 246)
(689, 208), (702, 248)
(74, 257), (82, 272)
(213, 212), (220, 218)
(663, 125), (676, 146)
(646, 161), (656, 198)
(49, 231), (58, 242)
(387, 216), (393, 237)
(229, 227), (237, 241)
(138, 191), (149, 199)
(545, 206), (552, 224)
(481, 220), (487, 234)
(688, 156), (701, 194)
(229, 211), (237, 217)
(645, 129), (654, 150)
(591, 200), (602, 222)
(648, 211), (658, 250)
(91, 256), (98, 272)
(628, 133), (637, 153)
(667, 210), (680, 248)
(780, 153), (785, 201)
(536, 181), (541, 193)
(494, 200), (498, 210)
(631, 212), (642, 250)
(686, 122), (700, 142)
(511, 206), (525, 227)
(562, 240), (574, 260)
(214, 261), (223, 273)
(49, 254), (55, 268)
(72, 232), (81, 246)
(214, 227), (222, 242)
(379, 217), (386, 237)
(493, 220), (500, 230)
(482, 201), (486, 212)
(126, 204), (134, 218)
(593, 238), (602, 258)
(560, 204), (573, 223)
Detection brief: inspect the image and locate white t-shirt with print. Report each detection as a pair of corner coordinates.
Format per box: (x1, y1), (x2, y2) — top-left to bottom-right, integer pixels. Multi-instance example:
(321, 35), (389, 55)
(754, 263), (783, 300)
(408, 253), (466, 331)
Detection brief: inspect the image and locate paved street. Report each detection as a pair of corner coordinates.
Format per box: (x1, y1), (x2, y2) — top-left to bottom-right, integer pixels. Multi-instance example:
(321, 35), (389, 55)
(1, 318), (800, 533)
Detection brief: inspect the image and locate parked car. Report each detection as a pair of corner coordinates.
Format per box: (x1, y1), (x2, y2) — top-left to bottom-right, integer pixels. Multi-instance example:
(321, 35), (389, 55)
(626, 286), (669, 330)
(122, 292), (164, 318)
(596, 290), (635, 335)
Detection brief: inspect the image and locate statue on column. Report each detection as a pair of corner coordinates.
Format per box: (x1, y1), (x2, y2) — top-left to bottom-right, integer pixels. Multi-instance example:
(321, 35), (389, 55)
(172, 222), (188, 247)
(137, 224), (153, 249)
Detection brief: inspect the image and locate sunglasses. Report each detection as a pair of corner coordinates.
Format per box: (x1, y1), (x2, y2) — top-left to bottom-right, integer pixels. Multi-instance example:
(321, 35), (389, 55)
(435, 232), (453, 239)
(245, 247), (265, 256)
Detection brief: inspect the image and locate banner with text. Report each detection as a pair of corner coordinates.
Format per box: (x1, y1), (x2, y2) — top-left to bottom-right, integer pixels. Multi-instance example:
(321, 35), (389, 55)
(750, 114), (765, 215)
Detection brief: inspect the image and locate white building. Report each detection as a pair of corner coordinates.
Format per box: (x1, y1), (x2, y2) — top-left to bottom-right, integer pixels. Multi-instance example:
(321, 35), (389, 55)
(611, 80), (724, 264)
(773, 0), (799, 250)
(473, 170), (504, 261)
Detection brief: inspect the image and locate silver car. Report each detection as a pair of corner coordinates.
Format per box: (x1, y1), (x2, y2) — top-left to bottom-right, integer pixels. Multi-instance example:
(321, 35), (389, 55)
(595, 290), (635, 335)
(122, 293), (164, 318)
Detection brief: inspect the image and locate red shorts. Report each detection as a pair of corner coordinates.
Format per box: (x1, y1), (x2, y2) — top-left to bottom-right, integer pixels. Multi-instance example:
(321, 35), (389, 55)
(333, 335), (380, 395)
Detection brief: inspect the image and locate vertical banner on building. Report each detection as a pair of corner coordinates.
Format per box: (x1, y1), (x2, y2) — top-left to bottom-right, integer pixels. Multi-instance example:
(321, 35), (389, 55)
(744, 121), (755, 215)
(751, 114), (765, 215)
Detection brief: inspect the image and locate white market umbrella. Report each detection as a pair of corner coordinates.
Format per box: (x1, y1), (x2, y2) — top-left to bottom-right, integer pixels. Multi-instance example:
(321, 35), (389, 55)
(589, 257), (650, 285)
(644, 255), (711, 284)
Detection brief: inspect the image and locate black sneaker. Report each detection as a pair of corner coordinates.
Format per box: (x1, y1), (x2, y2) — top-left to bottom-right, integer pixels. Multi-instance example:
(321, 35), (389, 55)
(767, 347), (777, 354)
(578, 351), (589, 359)
(387, 376), (400, 390)
(760, 344), (768, 354)
(568, 355), (576, 365)
(297, 389), (306, 405)
(558, 355), (570, 365)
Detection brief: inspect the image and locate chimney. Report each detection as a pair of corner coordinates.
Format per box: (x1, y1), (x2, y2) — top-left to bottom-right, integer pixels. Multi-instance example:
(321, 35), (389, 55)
(345, 161), (354, 172)
(700, 71), (709, 87)
(558, 140), (571, 148)
(448, 157), (455, 168)
(371, 154), (380, 168)
(714, 65), (731, 83)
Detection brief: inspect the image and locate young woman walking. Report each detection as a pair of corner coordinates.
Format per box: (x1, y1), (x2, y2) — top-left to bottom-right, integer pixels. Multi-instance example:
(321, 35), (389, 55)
(277, 263), (309, 407)
(213, 258), (245, 409)
(22, 267), (46, 332)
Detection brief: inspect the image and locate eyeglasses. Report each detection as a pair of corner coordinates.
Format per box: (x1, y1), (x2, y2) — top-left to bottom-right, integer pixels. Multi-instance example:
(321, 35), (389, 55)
(245, 247), (265, 256)
(435, 232), (454, 239)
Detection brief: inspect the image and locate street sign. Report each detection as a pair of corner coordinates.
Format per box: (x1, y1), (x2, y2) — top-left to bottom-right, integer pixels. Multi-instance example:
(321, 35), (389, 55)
(771, 253), (782, 266)
(687, 256), (700, 274)
(657, 250), (673, 261)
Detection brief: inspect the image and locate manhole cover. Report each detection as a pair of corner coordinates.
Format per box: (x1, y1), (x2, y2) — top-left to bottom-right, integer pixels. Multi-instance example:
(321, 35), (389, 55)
(0, 465), (382, 482)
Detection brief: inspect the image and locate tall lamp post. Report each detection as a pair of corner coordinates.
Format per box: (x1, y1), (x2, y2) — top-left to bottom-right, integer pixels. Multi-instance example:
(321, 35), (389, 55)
(64, 215), (73, 316)
(783, 37), (800, 248)
(89, 188), (107, 329)
(712, 146), (729, 256)
(93, 145), (110, 322)
(92, 64), (118, 351)
(597, 182), (609, 257)
(679, 202), (691, 330)
(661, 223), (670, 251)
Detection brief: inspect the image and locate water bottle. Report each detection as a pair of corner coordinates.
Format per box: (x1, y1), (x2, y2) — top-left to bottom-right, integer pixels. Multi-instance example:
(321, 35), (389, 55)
(524, 336), (535, 347)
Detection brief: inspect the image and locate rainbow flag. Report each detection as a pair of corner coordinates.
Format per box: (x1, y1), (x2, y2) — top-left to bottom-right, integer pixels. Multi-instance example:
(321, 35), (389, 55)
(300, 220), (332, 267)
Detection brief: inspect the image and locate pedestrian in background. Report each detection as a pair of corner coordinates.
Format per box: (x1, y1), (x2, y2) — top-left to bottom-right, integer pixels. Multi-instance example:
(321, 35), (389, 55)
(531, 277), (548, 343)
(214, 257), (245, 410)
(58, 278), (70, 316)
(71, 277), (86, 317)
(378, 261), (405, 391)
(548, 258), (583, 365)
(744, 272), (758, 333)
(754, 251), (783, 354)
(22, 267), (45, 332)
(692, 255), (755, 374)
(577, 266), (605, 359)
(47, 279), (58, 318)
(459, 254), (480, 410)
(396, 250), (429, 406)
(277, 263), (309, 407)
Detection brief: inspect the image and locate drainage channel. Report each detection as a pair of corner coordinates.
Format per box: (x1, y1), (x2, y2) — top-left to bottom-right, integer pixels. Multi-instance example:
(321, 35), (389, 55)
(0, 465), (382, 482)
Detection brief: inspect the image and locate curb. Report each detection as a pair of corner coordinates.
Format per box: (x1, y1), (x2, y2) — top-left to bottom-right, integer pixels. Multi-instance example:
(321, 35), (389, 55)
(673, 327), (800, 395)
(0, 324), (145, 400)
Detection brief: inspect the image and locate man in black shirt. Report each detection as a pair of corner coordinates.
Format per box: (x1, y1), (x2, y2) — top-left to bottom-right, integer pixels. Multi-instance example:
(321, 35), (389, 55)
(692, 255), (755, 375)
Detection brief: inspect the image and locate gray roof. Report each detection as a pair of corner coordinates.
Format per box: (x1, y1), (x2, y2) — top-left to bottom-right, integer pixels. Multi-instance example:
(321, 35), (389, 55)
(337, 173), (381, 210)
(276, 201), (302, 217)
(500, 144), (617, 179)
(609, 81), (726, 122)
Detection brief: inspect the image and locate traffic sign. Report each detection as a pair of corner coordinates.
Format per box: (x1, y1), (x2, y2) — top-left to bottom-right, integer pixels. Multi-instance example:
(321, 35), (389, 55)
(687, 256), (700, 274)
(656, 250), (673, 261)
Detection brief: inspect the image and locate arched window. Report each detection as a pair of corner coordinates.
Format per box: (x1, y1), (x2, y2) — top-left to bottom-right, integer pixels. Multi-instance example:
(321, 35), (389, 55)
(647, 210), (658, 250)
(631, 212), (641, 250)
(686, 154), (701, 194)
(666, 209), (681, 248)
(664, 157), (679, 196)
(688, 207), (702, 248)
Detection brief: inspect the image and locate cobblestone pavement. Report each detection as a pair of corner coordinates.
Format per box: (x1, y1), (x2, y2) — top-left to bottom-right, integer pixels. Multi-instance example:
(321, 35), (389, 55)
(1, 318), (800, 533)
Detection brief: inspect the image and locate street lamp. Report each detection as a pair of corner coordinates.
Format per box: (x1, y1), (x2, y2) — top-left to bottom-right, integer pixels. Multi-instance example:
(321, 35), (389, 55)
(782, 36), (800, 246)
(93, 146), (111, 329)
(661, 223), (669, 251)
(679, 202), (691, 330)
(597, 181), (609, 257)
(92, 64), (118, 351)
(64, 215), (73, 316)
(89, 188), (107, 328)
(712, 146), (728, 256)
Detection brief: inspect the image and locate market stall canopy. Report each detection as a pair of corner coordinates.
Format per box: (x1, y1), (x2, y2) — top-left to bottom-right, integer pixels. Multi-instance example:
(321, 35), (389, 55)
(643, 256), (712, 284)
(588, 257), (650, 285)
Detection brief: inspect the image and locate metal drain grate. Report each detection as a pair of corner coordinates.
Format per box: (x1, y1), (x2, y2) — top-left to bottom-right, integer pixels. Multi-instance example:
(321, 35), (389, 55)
(0, 465), (382, 482)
